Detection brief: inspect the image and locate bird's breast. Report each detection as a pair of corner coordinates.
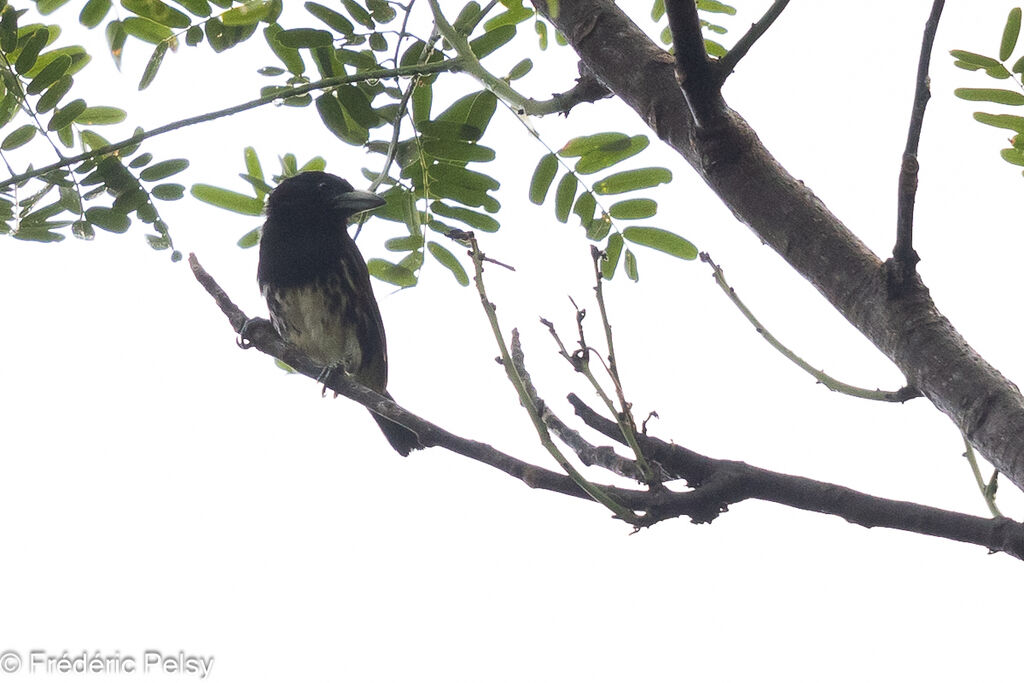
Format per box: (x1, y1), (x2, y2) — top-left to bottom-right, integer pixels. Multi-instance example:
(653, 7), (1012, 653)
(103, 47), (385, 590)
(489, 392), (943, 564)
(262, 277), (363, 372)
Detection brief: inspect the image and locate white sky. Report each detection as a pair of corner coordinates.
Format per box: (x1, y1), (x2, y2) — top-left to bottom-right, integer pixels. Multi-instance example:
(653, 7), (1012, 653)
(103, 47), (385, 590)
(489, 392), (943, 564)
(2, 1), (1024, 681)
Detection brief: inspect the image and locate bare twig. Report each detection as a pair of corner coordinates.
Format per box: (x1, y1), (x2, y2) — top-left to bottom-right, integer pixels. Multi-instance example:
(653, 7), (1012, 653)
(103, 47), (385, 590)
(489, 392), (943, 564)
(714, 0), (791, 83)
(701, 252), (920, 402)
(190, 253), (1024, 559)
(963, 433), (1003, 518)
(891, 0), (945, 287)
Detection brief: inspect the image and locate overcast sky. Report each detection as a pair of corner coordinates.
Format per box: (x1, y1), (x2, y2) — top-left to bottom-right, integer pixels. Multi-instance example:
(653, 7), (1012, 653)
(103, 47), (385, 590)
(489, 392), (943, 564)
(2, 1), (1023, 681)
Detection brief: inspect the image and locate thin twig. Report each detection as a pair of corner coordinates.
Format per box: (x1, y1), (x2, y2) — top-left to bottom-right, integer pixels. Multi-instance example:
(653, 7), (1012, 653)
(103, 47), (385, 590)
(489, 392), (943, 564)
(892, 0), (945, 280)
(701, 252), (920, 402)
(963, 433), (1002, 518)
(188, 252), (1024, 558)
(715, 0), (791, 83)
(466, 237), (641, 522)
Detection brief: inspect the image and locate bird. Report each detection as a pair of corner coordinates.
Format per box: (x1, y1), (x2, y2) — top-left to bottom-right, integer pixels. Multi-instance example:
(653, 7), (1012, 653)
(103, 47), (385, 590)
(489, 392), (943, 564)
(256, 171), (422, 456)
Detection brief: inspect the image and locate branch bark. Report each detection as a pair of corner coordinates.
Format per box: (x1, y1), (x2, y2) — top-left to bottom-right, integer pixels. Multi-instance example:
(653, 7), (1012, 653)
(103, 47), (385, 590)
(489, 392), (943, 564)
(532, 0), (1024, 493)
(189, 254), (1024, 560)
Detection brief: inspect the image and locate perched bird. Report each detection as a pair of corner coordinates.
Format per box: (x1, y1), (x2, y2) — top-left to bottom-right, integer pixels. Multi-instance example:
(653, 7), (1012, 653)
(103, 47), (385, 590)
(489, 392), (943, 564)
(257, 171), (421, 456)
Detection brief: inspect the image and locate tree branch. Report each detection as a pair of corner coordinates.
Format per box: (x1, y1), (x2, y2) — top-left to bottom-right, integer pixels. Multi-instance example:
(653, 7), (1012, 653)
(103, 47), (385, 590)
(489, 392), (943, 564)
(663, 0), (725, 130)
(891, 0), (945, 289)
(715, 0), (791, 83)
(701, 252), (920, 402)
(568, 395), (1024, 557)
(532, 0), (1024, 495)
(189, 253), (1024, 559)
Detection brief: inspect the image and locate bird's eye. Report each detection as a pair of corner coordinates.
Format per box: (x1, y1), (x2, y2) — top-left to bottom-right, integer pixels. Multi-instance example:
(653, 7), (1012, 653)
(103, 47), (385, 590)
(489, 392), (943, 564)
(317, 181), (329, 192)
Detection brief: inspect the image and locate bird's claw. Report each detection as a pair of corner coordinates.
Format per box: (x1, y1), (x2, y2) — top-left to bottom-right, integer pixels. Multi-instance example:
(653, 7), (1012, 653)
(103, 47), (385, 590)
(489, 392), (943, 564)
(237, 318), (257, 349)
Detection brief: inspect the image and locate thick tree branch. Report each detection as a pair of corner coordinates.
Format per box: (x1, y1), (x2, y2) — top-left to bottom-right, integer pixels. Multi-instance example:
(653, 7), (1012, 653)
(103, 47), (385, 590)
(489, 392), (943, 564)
(532, 0), (1024, 494)
(190, 254), (1024, 559)
(891, 0), (945, 289)
(664, 0), (724, 130)
(568, 395), (1024, 557)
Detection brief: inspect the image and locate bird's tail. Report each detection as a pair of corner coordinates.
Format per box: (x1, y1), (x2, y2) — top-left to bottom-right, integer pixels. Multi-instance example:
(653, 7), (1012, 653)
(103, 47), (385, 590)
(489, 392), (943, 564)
(370, 391), (422, 456)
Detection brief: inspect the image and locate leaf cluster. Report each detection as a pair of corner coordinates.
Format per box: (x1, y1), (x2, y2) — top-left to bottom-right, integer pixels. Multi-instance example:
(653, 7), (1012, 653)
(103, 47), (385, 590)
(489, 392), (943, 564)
(951, 7), (1024, 172)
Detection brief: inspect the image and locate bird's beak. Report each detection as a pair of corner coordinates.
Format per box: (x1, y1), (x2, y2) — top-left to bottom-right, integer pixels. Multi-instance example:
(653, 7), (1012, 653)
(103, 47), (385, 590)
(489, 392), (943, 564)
(334, 190), (387, 214)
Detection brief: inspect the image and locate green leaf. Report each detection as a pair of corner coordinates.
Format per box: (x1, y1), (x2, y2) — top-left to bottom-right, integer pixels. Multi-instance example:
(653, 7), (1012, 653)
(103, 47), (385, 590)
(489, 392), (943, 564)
(37, 0), (73, 14)
(469, 25), (515, 59)
(954, 88), (1024, 105)
(138, 40), (167, 89)
(264, 24), (304, 74)
(560, 132), (628, 157)
(341, 0), (374, 29)
(529, 153), (557, 204)
(86, 206), (131, 233)
(422, 139), (495, 163)
(191, 184), (264, 215)
(594, 167), (672, 195)
(484, 5), (533, 30)
(221, 0), (274, 25)
(704, 38), (726, 57)
(430, 200), (499, 232)
(140, 158), (189, 181)
(25, 54), (71, 95)
(624, 248), (638, 281)
(508, 58), (532, 80)
(15, 28), (50, 74)
(316, 92), (366, 145)
(0, 6), (18, 54)
(1, 124), (35, 150)
(428, 241), (469, 285)
(47, 98), (86, 130)
(696, 0), (736, 14)
(535, 18), (547, 50)
(185, 24), (203, 45)
(151, 183), (184, 200)
(601, 231), (623, 279)
(175, 0), (211, 16)
(1002, 8), (1021, 62)
(37, 74), (72, 113)
(585, 215), (611, 241)
(573, 190), (595, 224)
(80, 130), (109, 150)
(122, 0), (190, 28)
(554, 172), (576, 223)
(237, 227), (260, 248)
(622, 226), (698, 260)
(76, 106), (127, 125)
(275, 27), (332, 48)
(385, 235), (424, 251)
(973, 112), (1024, 132)
(575, 135), (649, 174)
(1000, 147), (1024, 166)
(305, 1), (354, 34)
(129, 152), (154, 168)
(609, 198), (656, 219)
(367, 258), (416, 287)
(106, 19), (127, 68)
(335, 84), (380, 128)
(76, 0), (108, 24)
(122, 16), (173, 43)
(950, 50), (1003, 69)
(435, 90), (496, 142)
(950, 49), (1011, 78)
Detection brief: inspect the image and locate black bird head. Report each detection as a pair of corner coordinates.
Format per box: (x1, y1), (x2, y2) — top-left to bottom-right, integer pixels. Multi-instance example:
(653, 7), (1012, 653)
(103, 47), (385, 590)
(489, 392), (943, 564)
(265, 171), (386, 227)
